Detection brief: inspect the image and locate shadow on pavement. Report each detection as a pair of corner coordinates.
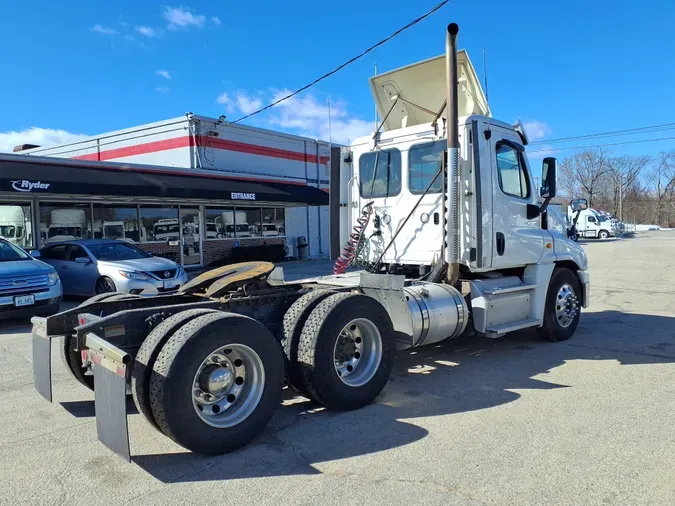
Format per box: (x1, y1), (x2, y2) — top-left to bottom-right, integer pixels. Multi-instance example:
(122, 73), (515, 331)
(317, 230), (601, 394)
(60, 397), (138, 418)
(132, 309), (675, 483)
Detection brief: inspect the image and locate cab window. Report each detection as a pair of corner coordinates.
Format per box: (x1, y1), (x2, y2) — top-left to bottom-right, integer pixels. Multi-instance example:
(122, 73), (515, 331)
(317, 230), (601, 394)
(588, 216), (597, 223)
(408, 141), (444, 194)
(359, 149), (401, 198)
(496, 142), (530, 199)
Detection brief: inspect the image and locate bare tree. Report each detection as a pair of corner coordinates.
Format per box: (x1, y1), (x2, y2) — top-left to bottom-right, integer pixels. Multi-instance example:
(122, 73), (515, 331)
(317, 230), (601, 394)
(559, 148), (611, 207)
(603, 155), (651, 218)
(645, 152), (675, 226)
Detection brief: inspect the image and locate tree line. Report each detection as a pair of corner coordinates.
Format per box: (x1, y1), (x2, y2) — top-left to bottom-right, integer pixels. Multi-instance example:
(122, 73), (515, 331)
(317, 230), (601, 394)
(558, 148), (675, 227)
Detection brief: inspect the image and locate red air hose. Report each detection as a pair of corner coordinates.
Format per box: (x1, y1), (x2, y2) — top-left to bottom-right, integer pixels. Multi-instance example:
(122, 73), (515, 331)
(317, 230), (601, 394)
(333, 202), (373, 275)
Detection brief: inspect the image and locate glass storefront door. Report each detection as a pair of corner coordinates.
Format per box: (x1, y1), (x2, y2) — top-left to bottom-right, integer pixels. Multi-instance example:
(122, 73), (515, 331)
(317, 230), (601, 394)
(180, 206), (202, 267)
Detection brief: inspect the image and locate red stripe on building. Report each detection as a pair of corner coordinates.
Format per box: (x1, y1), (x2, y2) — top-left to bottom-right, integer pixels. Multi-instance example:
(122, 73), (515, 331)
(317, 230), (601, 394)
(72, 135), (330, 165)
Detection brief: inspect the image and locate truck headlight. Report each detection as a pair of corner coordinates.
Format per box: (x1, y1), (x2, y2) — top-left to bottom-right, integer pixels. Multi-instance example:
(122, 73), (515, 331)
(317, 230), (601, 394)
(119, 270), (151, 281)
(47, 271), (59, 286)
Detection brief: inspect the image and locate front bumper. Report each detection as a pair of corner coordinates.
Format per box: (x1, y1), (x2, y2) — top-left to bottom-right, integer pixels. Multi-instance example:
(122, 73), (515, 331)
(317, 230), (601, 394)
(577, 269), (590, 308)
(0, 281), (62, 320)
(115, 272), (188, 295)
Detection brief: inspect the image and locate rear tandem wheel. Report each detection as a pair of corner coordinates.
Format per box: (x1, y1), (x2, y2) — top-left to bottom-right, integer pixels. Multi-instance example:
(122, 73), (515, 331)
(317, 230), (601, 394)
(147, 311), (284, 455)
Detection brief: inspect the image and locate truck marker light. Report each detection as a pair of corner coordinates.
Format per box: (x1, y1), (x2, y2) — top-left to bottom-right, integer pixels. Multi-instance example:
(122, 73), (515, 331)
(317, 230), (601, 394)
(546, 243), (552, 249)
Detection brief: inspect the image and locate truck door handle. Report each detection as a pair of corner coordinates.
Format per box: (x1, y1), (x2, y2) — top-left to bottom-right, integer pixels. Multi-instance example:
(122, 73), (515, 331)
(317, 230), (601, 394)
(496, 232), (505, 256)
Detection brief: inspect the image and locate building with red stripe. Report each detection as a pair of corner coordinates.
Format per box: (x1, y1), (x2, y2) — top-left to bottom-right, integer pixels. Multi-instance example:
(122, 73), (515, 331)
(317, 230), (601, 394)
(1, 114), (334, 268)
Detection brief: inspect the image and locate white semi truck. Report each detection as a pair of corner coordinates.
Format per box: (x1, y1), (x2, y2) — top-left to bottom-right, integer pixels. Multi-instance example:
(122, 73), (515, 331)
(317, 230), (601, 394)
(45, 209), (87, 244)
(567, 206), (615, 239)
(0, 205), (31, 248)
(31, 22), (589, 462)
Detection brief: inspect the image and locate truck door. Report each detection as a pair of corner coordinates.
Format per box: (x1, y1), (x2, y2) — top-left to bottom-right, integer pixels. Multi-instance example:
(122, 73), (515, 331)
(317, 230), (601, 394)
(489, 126), (545, 268)
(584, 214), (598, 237)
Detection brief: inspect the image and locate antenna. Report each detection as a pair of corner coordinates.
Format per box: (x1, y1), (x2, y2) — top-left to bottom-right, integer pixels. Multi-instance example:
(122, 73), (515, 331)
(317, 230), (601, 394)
(327, 96), (333, 146)
(482, 47), (489, 102)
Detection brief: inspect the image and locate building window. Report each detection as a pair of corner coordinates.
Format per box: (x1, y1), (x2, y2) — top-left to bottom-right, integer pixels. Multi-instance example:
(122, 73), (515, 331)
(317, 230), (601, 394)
(240, 208), (261, 237)
(0, 202), (33, 249)
(140, 205), (179, 243)
(93, 204), (141, 242)
(359, 148), (402, 198)
(408, 141), (445, 194)
(261, 207), (285, 237)
(205, 207), (235, 239)
(39, 202), (93, 247)
(496, 142), (530, 199)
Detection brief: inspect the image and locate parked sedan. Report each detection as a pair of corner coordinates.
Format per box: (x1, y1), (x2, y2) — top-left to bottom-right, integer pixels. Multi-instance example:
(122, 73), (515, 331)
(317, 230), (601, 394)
(0, 239), (62, 319)
(39, 239), (187, 296)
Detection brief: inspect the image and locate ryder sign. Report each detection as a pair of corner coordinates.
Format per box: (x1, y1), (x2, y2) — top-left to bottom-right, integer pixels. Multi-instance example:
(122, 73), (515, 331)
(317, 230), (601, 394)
(11, 180), (51, 192)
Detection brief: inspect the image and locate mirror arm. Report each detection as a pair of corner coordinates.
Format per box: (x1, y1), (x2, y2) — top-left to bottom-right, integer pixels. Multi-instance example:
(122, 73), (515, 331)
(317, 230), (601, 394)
(527, 197), (552, 220)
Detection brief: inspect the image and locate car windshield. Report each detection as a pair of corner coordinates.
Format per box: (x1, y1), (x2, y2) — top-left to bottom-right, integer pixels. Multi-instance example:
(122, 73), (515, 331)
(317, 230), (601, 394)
(104, 225), (125, 238)
(87, 242), (151, 261)
(0, 240), (31, 262)
(0, 226), (16, 238)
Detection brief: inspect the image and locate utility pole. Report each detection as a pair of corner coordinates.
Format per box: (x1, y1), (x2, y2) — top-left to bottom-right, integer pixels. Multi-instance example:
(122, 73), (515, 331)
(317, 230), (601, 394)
(374, 62), (379, 125)
(327, 96), (333, 146)
(618, 173), (623, 222)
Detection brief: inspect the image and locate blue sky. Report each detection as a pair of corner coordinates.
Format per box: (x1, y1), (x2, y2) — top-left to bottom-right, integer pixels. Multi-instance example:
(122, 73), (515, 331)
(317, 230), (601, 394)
(1, 0), (674, 162)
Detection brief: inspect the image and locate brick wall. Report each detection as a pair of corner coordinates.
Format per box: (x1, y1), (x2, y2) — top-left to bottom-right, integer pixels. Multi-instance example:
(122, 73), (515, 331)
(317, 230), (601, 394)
(203, 238), (284, 267)
(136, 238), (285, 267)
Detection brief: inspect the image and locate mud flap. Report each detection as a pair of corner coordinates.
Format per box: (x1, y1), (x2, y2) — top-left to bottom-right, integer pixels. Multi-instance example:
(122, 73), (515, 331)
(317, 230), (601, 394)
(86, 333), (132, 462)
(31, 317), (53, 402)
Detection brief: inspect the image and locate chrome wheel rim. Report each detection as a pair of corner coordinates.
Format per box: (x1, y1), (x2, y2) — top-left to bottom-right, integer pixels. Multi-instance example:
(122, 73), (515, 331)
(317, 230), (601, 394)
(555, 283), (579, 328)
(192, 344), (265, 428)
(333, 318), (382, 387)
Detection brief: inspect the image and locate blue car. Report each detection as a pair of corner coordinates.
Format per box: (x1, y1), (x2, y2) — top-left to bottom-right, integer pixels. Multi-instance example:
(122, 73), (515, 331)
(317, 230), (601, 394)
(0, 238), (62, 320)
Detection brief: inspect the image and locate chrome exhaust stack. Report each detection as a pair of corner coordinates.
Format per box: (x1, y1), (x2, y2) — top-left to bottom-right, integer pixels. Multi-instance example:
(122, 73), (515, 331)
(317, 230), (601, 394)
(444, 23), (461, 282)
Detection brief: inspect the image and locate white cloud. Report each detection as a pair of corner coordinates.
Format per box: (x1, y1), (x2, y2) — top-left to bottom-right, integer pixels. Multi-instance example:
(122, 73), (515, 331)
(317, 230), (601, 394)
(91, 24), (117, 35)
(523, 120), (552, 142)
(163, 7), (206, 30)
(217, 88), (373, 144)
(0, 127), (89, 153)
(136, 26), (157, 37)
(124, 34), (135, 41)
(156, 86), (170, 94)
(211, 16), (221, 26)
(156, 70), (171, 80)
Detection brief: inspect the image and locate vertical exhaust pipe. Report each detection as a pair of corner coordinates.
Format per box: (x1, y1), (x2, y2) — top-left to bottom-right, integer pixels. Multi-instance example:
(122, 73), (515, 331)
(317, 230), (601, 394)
(444, 23), (461, 282)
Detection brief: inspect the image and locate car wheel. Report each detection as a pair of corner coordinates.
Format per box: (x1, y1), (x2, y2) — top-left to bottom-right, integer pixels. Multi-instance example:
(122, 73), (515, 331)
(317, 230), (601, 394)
(95, 276), (117, 294)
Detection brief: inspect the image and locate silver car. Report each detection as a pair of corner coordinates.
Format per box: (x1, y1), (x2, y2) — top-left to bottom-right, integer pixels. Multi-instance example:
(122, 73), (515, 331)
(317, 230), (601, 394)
(38, 239), (188, 296)
(0, 239), (62, 319)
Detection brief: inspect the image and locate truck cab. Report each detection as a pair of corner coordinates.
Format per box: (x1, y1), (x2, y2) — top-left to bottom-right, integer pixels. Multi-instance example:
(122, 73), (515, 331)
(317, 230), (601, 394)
(568, 207), (614, 239)
(341, 51), (586, 278)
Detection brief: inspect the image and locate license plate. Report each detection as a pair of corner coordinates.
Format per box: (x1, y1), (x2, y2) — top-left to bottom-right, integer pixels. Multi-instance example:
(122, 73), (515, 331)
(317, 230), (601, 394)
(15, 294), (35, 307)
(162, 281), (175, 289)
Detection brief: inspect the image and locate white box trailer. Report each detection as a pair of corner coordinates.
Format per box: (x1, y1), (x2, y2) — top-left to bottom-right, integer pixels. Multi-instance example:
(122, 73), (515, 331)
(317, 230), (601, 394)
(20, 115), (333, 257)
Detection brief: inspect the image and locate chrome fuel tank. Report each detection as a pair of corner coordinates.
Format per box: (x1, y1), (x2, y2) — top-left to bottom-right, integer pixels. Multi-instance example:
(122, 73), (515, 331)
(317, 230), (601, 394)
(403, 283), (468, 347)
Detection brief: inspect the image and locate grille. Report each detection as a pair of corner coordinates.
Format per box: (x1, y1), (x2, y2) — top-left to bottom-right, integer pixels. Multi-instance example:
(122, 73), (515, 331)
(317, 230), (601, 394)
(0, 273), (49, 297)
(150, 269), (177, 280)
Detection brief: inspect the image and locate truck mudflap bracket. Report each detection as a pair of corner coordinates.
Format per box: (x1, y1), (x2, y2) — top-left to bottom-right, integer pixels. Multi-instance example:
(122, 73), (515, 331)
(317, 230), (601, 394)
(31, 316), (53, 402)
(86, 333), (132, 462)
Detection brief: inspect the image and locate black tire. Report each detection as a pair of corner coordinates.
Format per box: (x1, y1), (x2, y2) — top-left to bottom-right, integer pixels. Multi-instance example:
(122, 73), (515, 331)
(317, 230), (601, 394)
(95, 276), (117, 294)
(60, 335), (95, 391)
(297, 293), (395, 410)
(598, 230), (609, 239)
(131, 308), (217, 431)
(148, 312), (284, 455)
(60, 292), (141, 390)
(538, 268), (582, 342)
(281, 289), (336, 397)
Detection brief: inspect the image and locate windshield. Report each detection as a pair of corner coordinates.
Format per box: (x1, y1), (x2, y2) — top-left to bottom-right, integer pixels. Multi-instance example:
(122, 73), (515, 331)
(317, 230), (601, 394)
(262, 225), (276, 231)
(87, 242), (152, 261)
(104, 225), (125, 238)
(0, 226), (16, 238)
(48, 226), (82, 238)
(154, 225), (179, 234)
(206, 224), (217, 232)
(0, 240), (31, 261)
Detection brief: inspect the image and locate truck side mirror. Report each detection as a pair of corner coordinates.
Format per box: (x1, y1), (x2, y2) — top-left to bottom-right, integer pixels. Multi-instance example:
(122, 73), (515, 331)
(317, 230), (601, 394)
(540, 157), (557, 199)
(570, 198), (588, 212)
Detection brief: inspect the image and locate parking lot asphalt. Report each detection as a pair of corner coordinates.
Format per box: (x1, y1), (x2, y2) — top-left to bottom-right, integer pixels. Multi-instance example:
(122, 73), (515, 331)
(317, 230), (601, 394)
(0, 233), (674, 506)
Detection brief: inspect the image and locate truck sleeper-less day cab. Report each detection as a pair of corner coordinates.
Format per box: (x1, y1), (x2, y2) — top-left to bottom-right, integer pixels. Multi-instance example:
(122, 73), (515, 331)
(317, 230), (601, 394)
(568, 207), (615, 240)
(30, 23), (589, 461)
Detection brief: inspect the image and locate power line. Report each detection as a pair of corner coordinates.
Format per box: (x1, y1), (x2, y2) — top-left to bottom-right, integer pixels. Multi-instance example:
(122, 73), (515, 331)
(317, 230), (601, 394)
(230, 0), (450, 124)
(528, 134), (675, 153)
(530, 122), (675, 145)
